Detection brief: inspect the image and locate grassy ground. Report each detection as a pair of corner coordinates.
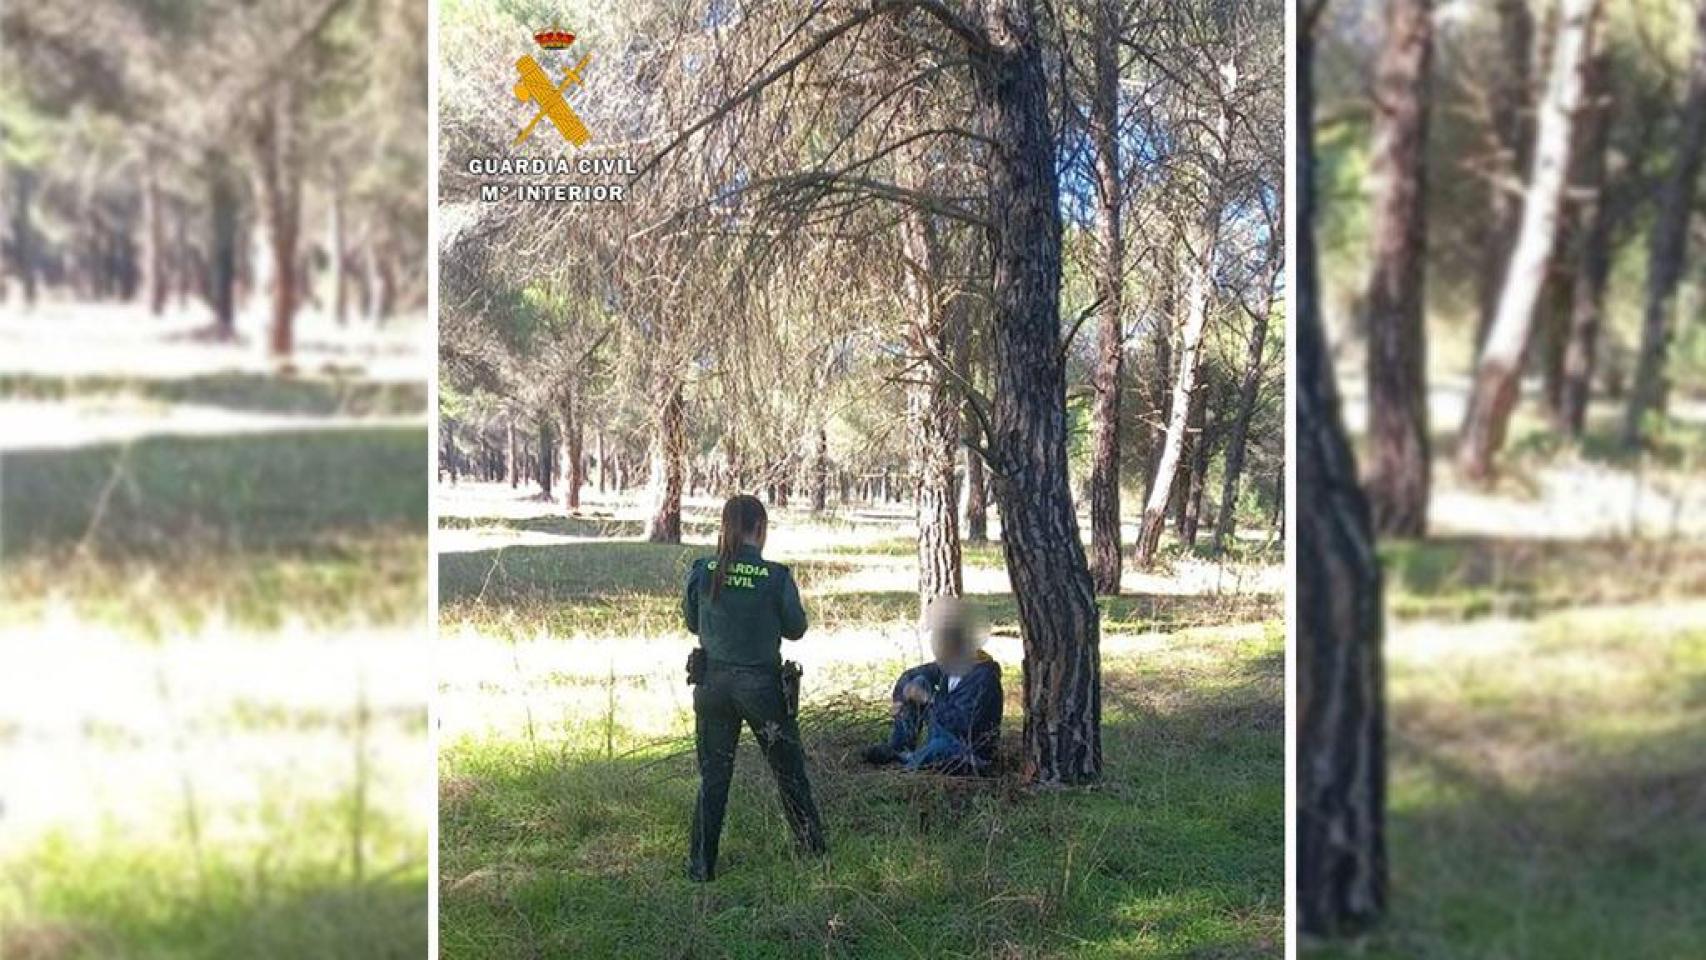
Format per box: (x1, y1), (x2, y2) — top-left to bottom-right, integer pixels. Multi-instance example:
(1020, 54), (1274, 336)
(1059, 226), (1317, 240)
(0, 358), (429, 957)
(438, 486), (1284, 959)
(1311, 386), (1706, 959)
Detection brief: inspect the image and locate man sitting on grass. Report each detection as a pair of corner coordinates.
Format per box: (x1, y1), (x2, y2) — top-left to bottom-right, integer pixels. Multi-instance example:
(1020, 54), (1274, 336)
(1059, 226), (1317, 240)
(862, 597), (1002, 775)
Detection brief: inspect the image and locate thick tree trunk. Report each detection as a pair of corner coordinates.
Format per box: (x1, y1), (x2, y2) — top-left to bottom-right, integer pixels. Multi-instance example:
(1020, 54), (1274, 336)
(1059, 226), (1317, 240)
(973, 0), (1101, 785)
(1170, 374), (1206, 540)
(1557, 67), (1612, 437)
(1474, 0), (1537, 353)
(206, 152), (239, 340)
(901, 203), (964, 607)
(1458, 0), (1597, 483)
(1087, 0), (1126, 595)
(252, 92), (304, 359)
(1624, 0), (1706, 446)
(1297, 16), (1387, 934)
(645, 377), (685, 543)
(1135, 66), (1232, 568)
(1361, 0), (1433, 536)
(1213, 229), (1279, 555)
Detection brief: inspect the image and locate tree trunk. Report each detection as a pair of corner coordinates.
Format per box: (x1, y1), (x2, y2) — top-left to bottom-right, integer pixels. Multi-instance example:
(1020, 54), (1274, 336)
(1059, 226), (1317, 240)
(206, 152), (239, 340)
(444, 418), (459, 485)
(1458, 0), (1598, 483)
(329, 172), (348, 326)
(142, 157), (168, 315)
(901, 202), (964, 607)
(963, 444), (988, 542)
(1361, 0), (1433, 535)
(973, 0), (1102, 785)
(537, 418), (553, 499)
(645, 377), (685, 543)
(1213, 226), (1279, 555)
(1170, 373), (1207, 540)
(559, 392), (584, 512)
(1624, 0), (1706, 446)
(1474, 0), (1537, 353)
(1557, 60), (1612, 437)
(7, 166), (36, 307)
(597, 429), (609, 493)
(811, 425), (829, 514)
(507, 417), (519, 487)
(1179, 378), (1221, 550)
(1297, 14), (1388, 934)
(1135, 66), (1233, 568)
(252, 91), (304, 359)
(1087, 0), (1126, 595)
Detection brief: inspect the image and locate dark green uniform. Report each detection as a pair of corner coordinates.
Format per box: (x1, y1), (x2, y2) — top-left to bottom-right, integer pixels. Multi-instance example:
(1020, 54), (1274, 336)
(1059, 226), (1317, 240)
(683, 543), (824, 880)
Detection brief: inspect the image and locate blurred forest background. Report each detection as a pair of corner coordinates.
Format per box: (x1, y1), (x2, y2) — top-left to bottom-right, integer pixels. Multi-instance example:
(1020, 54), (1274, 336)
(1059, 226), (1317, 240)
(1301, 0), (1706, 957)
(437, 0), (1286, 955)
(0, 0), (431, 956)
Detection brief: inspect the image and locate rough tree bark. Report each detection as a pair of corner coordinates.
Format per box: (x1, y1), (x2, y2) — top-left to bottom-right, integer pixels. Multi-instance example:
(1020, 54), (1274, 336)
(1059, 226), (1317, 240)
(645, 376), (685, 543)
(1213, 222), (1279, 555)
(901, 202), (964, 606)
(1624, 0), (1706, 447)
(971, 0), (1102, 785)
(963, 444), (988, 542)
(1458, 0), (1598, 483)
(1087, 0), (1126, 595)
(1557, 53), (1612, 437)
(252, 88), (304, 359)
(1134, 65), (1232, 568)
(1361, 0), (1433, 535)
(1297, 11), (1387, 934)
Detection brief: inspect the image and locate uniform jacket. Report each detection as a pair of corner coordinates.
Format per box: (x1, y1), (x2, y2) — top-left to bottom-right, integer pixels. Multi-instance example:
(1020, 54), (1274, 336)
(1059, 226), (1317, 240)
(682, 543), (807, 668)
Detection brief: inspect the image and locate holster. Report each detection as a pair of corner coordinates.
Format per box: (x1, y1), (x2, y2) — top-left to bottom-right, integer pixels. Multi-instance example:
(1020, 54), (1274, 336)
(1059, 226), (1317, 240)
(781, 660), (803, 717)
(686, 647), (707, 686)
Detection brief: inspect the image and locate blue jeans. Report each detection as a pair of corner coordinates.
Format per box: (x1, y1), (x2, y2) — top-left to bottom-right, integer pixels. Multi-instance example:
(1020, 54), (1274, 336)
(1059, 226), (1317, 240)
(887, 701), (981, 774)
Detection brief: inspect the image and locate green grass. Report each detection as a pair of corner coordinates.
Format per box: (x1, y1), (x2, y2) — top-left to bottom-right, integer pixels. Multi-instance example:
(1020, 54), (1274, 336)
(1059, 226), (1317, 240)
(1, 813), (428, 960)
(1379, 537), (1706, 621)
(1309, 613), (1706, 959)
(438, 540), (1278, 640)
(440, 634), (1284, 959)
(0, 428), (429, 631)
(437, 496), (1284, 958)
(0, 371), (427, 417)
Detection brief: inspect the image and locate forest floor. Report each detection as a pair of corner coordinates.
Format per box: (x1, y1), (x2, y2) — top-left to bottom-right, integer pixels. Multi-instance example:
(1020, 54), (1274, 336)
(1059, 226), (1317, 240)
(0, 302), (430, 960)
(437, 483), (1285, 959)
(1313, 379), (1706, 959)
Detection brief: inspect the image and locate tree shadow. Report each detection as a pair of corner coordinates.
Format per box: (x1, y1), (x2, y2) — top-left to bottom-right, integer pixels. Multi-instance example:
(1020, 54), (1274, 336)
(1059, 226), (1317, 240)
(1380, 535), (1706, 620)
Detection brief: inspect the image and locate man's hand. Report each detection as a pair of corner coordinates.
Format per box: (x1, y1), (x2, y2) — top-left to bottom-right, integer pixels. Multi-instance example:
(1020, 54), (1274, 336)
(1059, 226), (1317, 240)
(903, 678), (933, 705)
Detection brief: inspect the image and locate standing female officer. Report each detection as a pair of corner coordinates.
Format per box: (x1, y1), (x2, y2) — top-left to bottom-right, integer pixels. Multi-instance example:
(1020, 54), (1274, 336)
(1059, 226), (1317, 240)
(682, 494), (826, 881)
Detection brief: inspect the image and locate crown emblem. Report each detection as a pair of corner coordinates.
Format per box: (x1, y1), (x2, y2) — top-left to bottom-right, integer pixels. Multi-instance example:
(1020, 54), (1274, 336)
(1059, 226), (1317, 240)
(534, 26), (576, 49)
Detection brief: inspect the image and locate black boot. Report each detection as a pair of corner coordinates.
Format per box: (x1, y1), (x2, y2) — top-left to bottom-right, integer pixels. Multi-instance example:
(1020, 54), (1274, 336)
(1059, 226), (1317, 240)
(862, 743), (900, 765)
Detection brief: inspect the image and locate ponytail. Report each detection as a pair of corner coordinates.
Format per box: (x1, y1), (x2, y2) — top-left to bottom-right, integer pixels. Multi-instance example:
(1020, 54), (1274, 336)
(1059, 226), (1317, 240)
(710, 494), (767, 602)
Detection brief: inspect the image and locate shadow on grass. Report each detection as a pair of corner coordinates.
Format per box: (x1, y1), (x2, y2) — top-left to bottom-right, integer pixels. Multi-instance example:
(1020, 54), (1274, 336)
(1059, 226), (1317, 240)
(0, 371), (427, 418)
(1, 427), (427, 556)
(3, 864), (426, 960)
(1380, 536), (1706, 620)
(438, 660), (1282, 958)
(438, 542), (1279, 636)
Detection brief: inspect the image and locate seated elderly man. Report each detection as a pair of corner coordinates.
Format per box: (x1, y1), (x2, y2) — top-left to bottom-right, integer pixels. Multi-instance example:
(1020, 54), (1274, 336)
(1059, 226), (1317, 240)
(862, 597), (1002, 775)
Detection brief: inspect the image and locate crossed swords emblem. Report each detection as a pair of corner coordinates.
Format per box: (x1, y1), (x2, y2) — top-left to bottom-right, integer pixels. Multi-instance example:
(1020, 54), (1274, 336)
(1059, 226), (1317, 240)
(513, 52), (592, 147)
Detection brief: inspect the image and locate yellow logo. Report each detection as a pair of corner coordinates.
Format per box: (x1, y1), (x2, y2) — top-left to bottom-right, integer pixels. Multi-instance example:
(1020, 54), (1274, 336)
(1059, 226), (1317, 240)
(513, 27), (592, 148)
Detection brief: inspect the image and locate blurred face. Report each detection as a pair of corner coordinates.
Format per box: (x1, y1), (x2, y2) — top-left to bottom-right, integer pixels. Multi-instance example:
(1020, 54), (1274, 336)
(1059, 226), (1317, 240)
(925, 596), (976, 667)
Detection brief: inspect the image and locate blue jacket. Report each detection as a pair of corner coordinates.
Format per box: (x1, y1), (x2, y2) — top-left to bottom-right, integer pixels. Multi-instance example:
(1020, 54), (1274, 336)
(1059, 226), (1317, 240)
(894, 653), (1003, 771)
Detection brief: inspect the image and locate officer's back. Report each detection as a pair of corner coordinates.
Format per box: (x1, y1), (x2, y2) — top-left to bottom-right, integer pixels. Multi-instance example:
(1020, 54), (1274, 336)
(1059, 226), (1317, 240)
(684, 542), (808, 668)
